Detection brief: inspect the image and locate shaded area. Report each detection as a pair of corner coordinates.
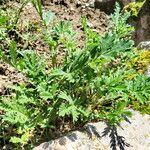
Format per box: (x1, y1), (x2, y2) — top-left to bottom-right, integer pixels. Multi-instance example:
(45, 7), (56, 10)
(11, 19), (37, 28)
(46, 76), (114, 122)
(132, 0), (150, 45)
(102, 124), (131, 150)
(85, 121), (132, 150)
(66, 132), (77, 142)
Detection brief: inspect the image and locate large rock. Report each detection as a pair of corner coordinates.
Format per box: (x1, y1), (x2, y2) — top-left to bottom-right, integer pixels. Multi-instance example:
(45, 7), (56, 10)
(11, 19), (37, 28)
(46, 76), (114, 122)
(34, 110), (150, 150)
(133, 0), (150, 45)
(88, 0), (134, 14)
(93, 0), (116, 14)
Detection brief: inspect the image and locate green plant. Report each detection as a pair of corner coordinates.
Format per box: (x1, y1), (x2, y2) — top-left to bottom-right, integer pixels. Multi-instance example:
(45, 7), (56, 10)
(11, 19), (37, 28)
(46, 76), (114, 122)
(43, 20), (76, 67)
(131, 101), (150, 115)
(123, 1), (145, 17)
(128, 50), (150, 73)
(0, 40), (18, 68)
(0, 6), (15, 45)
(32, 0), (54, 27)
(0, 3), (150, 148)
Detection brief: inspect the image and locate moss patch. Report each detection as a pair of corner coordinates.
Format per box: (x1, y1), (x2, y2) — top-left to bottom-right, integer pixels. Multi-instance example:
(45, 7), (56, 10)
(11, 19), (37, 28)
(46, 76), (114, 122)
(131, 101), (150, 115)
(128, 50), (150, 74)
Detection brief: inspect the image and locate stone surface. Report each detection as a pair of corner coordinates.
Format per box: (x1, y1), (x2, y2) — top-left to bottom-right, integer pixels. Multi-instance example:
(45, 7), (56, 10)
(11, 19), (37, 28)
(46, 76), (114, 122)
(93, 0), (116, 14)
(137, 41), (150, 50)
(34, 110), (150, 150)
(133, 0), (150, 45)
(88, 0), (134, 14)
(145, 66), (150, 77)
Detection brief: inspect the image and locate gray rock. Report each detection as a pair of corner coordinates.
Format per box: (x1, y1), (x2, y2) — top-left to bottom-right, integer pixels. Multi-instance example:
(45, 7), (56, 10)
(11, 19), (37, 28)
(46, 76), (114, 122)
(133, 0), (150, 45)
(94, 0), (116, 13)
(137, 41), (150, 50)
(33, 110), (150, 150)
(33, 131), (93, 150)
(87, 0), (134, 14)
(145, 66), (150, 77)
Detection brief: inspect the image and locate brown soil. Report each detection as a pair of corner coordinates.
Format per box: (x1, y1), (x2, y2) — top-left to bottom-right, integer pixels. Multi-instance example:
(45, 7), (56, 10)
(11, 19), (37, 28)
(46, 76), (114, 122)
(0, 0), (109, 95)
(0, 61), (26, 95)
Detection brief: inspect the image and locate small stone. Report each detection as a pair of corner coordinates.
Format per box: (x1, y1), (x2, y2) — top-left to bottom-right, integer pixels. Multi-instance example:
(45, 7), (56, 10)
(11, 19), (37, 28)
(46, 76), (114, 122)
(70, 6), (74, 11)
(88, 0), (95, 8)
(85, 3), (90, 7)
(81, 5), (86, 9)
(137, 41), (150, 50)
(87, 22), (94, 28)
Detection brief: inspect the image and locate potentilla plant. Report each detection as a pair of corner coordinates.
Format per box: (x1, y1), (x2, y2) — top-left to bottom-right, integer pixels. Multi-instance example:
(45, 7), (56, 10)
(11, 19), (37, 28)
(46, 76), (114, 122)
(0, 3), (150, 148)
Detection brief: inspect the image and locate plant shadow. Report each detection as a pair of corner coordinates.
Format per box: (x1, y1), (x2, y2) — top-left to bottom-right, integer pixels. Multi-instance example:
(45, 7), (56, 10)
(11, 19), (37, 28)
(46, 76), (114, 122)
(102, 123), (131, 150)
(85, 120), (132, 150)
